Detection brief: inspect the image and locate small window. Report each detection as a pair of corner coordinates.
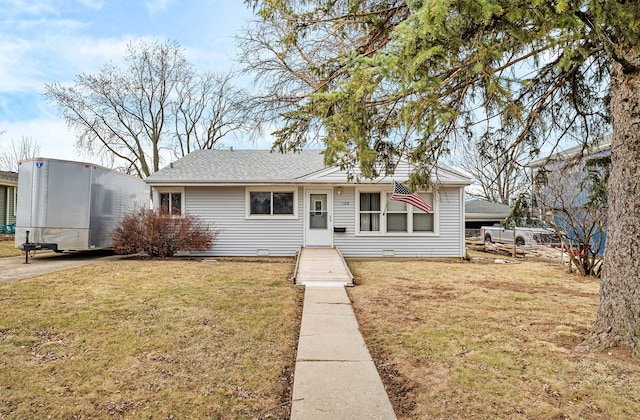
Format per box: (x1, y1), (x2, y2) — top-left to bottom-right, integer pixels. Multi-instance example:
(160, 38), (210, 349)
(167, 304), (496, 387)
(413, 213), (434, 231)
(273, 192), (294, 215)
(160, 192), (182, 216)
(413, 193), (434, 232)
(386, 194), (408, 232)
(250, 192), (271, 215)
(359, 192), (381, 232)
(248, 190), (295, 217)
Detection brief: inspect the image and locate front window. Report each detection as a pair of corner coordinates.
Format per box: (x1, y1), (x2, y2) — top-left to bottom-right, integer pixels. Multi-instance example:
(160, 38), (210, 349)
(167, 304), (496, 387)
(160, 192), (182, 216)
(360, 192), (381, 232)
(357, 190), (435, 234)
(273, 192), (294, 214)
(412, 192), (434, 232)
(386, 196), (408, 232)
(250, 192), (271, 215)
(247, 189), (296, 218)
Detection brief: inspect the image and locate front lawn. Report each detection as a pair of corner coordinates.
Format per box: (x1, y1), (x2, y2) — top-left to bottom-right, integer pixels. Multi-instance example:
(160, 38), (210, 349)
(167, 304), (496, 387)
(348, 257), (640, 419)
(0, 259), (301, 418)
(0, 238), (20, 257)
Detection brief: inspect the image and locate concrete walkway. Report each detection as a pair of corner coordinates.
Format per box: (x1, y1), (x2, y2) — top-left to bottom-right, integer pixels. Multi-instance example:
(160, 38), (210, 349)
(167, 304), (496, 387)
(294, 247), (354, 287)
(291, 248), (396, 419)
(0, 250), (125, 283)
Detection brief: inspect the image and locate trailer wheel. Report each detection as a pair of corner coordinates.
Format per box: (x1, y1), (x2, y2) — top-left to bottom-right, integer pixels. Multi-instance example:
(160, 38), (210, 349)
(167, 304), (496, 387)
(484, 233), (493, 243)
(515, 237), (525, 246)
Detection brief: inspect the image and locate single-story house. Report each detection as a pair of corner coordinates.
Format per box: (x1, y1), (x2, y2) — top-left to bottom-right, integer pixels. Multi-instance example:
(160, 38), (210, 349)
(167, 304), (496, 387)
(0, 170), (18, 231)
(144, 150), (472, 258)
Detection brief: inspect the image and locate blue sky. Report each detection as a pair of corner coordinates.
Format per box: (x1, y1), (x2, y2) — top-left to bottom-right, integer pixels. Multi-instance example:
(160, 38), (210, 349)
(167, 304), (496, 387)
(0, 0), (258, 162)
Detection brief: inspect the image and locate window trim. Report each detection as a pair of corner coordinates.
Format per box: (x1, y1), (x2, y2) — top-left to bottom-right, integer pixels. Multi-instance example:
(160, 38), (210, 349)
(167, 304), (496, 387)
(153, 187), (185, 217)
(355, 186), (438, 236)
(358, 191), (382, 232)
(245, 187), (298, 219)
(12, 186), (17, 217)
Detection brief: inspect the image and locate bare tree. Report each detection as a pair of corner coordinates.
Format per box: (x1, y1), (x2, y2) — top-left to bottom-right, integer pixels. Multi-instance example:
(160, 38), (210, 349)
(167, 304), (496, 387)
(0, 135), (41, 172)
(46, 40), (254, 178)
(533, 154), (609, 277)
(172, 71), (255, 158)
(454, 138), (531, 205)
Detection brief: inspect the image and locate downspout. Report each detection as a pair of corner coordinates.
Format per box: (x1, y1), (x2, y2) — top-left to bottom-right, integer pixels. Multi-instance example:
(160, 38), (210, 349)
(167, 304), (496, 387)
(460, 187), (465, 259)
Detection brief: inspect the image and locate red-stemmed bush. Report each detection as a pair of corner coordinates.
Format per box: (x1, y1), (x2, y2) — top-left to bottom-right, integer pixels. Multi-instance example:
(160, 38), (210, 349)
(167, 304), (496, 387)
(112, 208), (219, 257)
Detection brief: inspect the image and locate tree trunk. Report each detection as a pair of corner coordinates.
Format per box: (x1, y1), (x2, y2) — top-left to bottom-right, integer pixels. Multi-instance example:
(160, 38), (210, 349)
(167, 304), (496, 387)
(589, 60), (640, 355)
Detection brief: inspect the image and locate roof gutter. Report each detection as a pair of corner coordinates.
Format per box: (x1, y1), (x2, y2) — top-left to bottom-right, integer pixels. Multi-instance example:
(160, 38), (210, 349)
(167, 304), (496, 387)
(144, 179), (473, 187)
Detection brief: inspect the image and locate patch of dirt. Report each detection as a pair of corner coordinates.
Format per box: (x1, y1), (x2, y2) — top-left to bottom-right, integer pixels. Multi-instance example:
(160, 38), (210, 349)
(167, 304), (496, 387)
(368, 347), (418, 418)
(104, 399), (141, 416)
(553, 333), (587, 351)
(30, 330), (72, 363)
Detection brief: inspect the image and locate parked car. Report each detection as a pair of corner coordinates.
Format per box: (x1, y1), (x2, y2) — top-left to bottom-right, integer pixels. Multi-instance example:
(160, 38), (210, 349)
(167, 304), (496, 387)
(480, 221), (560, 246)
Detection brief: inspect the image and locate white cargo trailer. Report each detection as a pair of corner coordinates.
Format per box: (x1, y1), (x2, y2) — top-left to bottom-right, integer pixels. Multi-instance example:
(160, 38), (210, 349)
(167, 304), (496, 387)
(15, 158), (148, 252)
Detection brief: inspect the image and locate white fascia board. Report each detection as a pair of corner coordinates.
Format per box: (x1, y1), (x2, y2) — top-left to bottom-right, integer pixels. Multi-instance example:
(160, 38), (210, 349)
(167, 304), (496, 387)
(146, 179), (368, 187)
(466, 212), (511, 221)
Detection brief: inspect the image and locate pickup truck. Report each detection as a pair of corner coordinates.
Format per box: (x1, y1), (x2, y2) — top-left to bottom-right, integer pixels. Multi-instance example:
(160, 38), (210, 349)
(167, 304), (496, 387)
(480, 223), (560, 246)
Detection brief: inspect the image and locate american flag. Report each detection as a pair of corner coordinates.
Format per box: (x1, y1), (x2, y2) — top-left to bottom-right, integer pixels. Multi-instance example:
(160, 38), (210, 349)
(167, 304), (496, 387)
(390, 181), (432, 213)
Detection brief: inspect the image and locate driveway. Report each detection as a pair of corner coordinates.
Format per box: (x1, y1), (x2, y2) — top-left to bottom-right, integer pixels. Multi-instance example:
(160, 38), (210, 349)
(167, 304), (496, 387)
(0, 251), (126, 283)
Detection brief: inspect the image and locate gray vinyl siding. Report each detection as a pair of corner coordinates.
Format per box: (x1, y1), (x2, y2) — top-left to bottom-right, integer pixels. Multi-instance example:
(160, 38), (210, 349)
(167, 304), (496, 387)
(185, 186), (304, 256)
(173, 184), (464, 258)
(333, 186), (464, 257)
(0, 186), (14, 225)
(307, 160), (468, 184)
(7, 186), (16, 224)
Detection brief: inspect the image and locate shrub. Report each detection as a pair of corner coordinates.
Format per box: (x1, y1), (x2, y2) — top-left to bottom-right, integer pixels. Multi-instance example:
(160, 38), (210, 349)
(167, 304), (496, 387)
(112, 208), (219, 257)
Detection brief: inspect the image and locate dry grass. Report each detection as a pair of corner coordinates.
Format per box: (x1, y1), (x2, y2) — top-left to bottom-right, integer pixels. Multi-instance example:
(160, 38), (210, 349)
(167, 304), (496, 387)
(0, 238), (20, 258)
(0, 259), (302, 419)
(347, 256), (640, 419)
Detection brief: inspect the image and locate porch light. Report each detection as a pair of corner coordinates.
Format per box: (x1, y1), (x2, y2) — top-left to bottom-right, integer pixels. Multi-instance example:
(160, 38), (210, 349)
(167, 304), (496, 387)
(336, 186), (342, 196)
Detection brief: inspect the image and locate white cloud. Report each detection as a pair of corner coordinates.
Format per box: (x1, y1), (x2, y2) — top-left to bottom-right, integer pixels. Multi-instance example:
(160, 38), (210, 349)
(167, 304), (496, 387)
(0, 0), (262, 165)
(0, 38), (40, 92)
(144, 0), (174, 15)
(0, 0), (58, 17)
(0, 31), (137, 94)
(0, 116), (82, 161)
(54, 35), (133, 75)
(1, 0), (103, 17)
(76, 0), (103, 11)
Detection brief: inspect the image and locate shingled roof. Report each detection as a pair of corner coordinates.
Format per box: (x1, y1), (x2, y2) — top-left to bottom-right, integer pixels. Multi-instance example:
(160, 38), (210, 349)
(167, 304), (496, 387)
(465, 199), (511, 215)
(145, 149), (327, 184)
(0, 170), (18, 185)
(528, 135), (612, 168)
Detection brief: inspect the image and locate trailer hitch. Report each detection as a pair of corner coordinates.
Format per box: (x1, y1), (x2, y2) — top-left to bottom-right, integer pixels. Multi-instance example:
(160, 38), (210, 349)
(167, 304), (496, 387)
(23, 230), (31, 264)
(22, 230), (42, 264)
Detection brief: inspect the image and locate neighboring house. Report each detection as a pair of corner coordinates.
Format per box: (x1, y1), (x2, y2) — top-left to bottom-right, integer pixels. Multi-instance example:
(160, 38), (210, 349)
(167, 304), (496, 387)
(144, 149), (472, 258)
(464, 199), (511, 235)
(0, 170), (18, 229)
(528, 137), (611, 255)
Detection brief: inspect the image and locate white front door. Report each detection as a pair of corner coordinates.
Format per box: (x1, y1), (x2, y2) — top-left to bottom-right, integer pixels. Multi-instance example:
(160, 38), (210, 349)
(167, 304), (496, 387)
(305, 189), (332, 247)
